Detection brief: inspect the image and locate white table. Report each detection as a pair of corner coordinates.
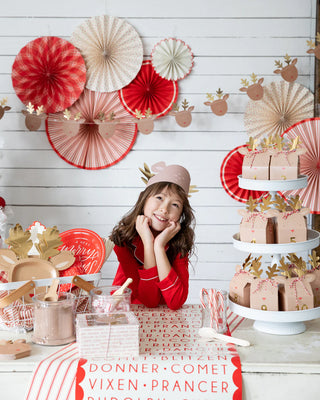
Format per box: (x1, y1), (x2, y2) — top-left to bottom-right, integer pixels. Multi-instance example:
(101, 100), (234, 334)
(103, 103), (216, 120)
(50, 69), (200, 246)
(0, 315), (319, 400)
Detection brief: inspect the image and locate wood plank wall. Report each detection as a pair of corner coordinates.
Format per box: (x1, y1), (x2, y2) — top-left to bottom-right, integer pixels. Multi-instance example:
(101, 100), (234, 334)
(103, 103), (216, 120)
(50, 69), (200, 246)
(0, 0), (316, 302)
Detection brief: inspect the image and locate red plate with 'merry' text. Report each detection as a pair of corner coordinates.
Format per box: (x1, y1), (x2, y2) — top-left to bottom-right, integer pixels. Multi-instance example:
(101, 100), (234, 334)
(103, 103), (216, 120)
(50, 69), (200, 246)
(59, 229), (106, 274)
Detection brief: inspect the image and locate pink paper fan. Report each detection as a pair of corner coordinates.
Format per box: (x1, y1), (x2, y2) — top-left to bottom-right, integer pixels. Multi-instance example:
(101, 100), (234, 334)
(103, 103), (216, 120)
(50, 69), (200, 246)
(220, 145), (268, 203)
(119, 60), (178, 118)
(12, 36), (86, 113)
(46, 89), (137, 170)
(281, 118), (320, 214)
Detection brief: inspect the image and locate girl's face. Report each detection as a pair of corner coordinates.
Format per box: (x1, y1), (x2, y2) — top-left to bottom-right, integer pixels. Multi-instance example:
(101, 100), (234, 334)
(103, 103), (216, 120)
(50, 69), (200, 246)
(143, 187), (183, 232)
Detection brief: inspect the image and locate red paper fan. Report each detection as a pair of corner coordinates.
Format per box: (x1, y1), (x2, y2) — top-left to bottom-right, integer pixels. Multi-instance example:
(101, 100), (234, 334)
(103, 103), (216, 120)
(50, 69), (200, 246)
(119, 60), (178, 118)
(46, 89), (137, 170)
(220, 145), (268, 203)
(12, 36), (86, 113)
(281, 118), (320, 214)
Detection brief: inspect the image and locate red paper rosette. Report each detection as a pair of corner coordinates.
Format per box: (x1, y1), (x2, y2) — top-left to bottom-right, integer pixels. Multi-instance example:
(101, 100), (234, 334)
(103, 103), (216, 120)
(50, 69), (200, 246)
(119, 60), (178, 118)
(46, 89), (137, 170)
(220, 145), (268, 203)
(12, 36), (86, 113)
(281, 118), (320, 214)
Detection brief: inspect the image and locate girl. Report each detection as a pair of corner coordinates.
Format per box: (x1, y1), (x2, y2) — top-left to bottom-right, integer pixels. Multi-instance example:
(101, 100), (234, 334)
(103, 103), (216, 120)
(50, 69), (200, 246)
(110, 162), (196, 310)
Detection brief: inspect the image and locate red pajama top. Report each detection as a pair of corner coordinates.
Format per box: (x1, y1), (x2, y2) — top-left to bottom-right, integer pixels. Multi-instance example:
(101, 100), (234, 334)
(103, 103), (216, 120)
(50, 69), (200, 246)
(112, 236), (189, 310)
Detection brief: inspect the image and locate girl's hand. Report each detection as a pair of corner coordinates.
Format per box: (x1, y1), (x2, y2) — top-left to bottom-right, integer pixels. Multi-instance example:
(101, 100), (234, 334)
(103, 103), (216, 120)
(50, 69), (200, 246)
(136, 215), (154, 245)
(154, 221), (181, 249)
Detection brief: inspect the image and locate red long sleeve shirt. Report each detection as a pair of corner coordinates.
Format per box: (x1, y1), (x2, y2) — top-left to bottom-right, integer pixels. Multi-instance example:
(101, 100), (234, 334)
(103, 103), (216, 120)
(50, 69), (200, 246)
(112, 236), (189, 310)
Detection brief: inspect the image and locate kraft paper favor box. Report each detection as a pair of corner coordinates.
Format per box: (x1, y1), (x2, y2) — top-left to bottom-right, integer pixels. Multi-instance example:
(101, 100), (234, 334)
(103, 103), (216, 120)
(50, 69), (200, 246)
(269, 148), (306, 180)
(250, 278), (279, 311)
(229, 265), (253, 307)
(310, 269), (320, 308)
(238, 209), (276, 244)
(76, 312), (139, 359)
(238, 147), (271, 180)
(277, 275), (315, 311)
(273, 208), (309, 243)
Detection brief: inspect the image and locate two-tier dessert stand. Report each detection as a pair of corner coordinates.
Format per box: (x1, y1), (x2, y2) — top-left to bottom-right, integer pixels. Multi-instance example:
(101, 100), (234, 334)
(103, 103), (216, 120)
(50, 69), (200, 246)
(229, 175), (320, 335)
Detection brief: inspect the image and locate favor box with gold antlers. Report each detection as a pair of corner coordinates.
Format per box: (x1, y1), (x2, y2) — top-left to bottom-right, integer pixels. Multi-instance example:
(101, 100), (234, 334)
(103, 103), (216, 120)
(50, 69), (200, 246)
(229, 265), (253, 307)
(238, 195), (276, 244)
(238, 147), (271, 180)
(269, 147), (306, 180)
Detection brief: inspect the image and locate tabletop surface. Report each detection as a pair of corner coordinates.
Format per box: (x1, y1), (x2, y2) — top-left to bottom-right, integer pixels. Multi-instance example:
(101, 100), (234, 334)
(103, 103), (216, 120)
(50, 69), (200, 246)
(0, 306), (319, 375)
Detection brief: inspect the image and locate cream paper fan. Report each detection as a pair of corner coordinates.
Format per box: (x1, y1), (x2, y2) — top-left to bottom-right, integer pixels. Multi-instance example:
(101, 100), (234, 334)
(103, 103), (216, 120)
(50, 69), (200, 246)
(151, 38), (194, 81)
(71, 15), (143, 92)
(244, 81), (314, 140)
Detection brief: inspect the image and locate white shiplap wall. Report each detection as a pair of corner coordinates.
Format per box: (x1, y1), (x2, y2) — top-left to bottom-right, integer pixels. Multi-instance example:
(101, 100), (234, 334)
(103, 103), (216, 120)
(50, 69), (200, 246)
(0, 0), (316, 302)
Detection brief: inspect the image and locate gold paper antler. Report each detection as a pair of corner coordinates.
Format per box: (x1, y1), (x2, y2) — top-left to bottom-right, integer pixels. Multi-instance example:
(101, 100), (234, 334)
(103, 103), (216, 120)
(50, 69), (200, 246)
(35, 226), (62, 260)
(274, 194), (287, 212)
(287, 195), (301, 211)
(279, 256), (291, 278)
(250, 256), (263, 278)
(5, 224), (33, 259)
(242, 253), (253, 271)
(260, 195), (274, 212)
(139, 163), (155, 185)
(266, 264), (279, 279)
(309, 250), (320, 270)
(246, 196), (258, 212)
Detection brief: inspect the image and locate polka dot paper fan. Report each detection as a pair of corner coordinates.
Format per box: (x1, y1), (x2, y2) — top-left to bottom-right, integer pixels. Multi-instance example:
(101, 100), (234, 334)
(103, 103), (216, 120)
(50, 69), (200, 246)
(12, 36), (86, 113)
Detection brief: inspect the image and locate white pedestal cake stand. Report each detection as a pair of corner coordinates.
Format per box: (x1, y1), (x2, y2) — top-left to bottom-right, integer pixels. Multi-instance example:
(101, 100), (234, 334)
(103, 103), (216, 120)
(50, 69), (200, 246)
(229, 175), (320, 335)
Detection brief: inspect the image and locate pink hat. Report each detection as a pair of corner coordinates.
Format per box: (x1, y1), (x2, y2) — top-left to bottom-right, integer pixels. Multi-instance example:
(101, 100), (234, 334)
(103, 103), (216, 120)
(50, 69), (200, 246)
(146, 162), (191, 194)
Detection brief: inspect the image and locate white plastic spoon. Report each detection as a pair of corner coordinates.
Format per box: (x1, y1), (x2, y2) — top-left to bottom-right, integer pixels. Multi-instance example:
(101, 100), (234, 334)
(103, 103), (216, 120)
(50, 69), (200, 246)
(109, 278), (133, 312)
(198, 327), (251, 347)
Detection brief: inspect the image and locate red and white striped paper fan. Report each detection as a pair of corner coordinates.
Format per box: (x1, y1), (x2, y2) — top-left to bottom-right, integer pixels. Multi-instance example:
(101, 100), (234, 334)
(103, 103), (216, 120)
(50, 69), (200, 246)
(281, 118), (320, 214)
(46, 89), (137, 170)
(12, 36), (86, 113)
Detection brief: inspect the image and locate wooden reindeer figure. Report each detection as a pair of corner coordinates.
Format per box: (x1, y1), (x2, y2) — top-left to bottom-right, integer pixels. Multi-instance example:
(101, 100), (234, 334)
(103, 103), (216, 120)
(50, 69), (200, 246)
(238, 195), (277, 244)
(0, 224), (75, 302)
(273, 54), (298, 82)
(21, 103), (46, 131)
(134, 108), (156, 134)
(306, 33), (320, 60)
(238, 136), (272, 180)
(229, 254), (254, 307)
(273, 195), (309, 244)
(250, 261), (279, 311)
(204, 89), (229, 116)
(0, 98), (11, 120)
(269, 135), (306, 180)
(94, 111), (119, 139)
(169, 99), (194, 127)
(62, 109), (85, 137)
(277, 255), (314, 311)
(309, 250), (320, 307)
(239, 73), (264, 101)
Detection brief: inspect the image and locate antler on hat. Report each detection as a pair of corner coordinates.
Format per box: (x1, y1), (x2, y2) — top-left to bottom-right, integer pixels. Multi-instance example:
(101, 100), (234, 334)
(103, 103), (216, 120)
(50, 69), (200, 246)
(140, 162), (197, 196)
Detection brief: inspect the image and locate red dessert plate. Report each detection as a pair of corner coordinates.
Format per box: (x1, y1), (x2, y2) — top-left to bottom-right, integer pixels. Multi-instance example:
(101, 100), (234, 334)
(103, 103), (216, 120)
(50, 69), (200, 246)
(58, 229), (106, 274)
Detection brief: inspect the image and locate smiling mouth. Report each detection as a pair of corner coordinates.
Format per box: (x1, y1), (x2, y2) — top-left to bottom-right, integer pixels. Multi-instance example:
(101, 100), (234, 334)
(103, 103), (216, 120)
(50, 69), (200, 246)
(154, 214), (168, 223)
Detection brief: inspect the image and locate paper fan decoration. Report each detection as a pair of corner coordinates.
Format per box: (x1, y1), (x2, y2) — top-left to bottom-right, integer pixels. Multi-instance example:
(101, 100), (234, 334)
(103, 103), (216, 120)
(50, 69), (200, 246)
(119, 60), (178, 118)
(151, 38), (194, 81)
(281, 118), (320, 214)
(46, 89), (137, 170)
(12, 36), (86, 113)
(220, 145), (268, 203)
(71, 15), (143, 92)
(244, 81), (314, 140)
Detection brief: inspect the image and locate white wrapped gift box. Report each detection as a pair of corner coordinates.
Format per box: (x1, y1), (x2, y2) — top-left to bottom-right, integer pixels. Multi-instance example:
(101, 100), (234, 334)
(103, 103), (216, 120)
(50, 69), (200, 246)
(76, 312), (139, 359)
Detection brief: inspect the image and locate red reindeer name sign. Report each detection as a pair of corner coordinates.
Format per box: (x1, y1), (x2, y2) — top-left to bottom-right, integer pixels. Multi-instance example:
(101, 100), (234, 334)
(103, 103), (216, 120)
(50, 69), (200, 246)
(75, 305), (242, 400)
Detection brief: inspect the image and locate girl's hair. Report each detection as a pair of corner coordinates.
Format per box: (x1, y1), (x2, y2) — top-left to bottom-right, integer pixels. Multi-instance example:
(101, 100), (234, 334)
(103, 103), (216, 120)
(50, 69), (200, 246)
(110, 182), (195, 262)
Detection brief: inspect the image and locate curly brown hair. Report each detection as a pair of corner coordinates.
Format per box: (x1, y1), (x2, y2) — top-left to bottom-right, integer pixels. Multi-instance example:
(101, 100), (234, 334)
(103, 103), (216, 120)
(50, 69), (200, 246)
(110, 182), (195, 263)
